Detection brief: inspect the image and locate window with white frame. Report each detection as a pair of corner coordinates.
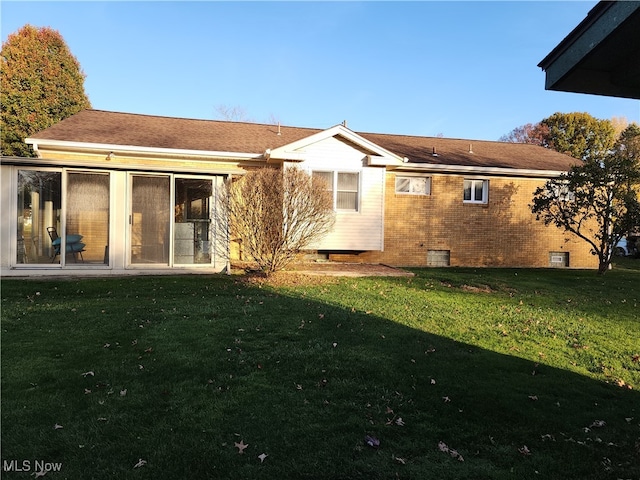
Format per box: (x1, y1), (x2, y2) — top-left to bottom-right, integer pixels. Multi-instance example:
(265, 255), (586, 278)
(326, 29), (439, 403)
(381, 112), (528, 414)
(550, 183), (575, 202)
(395, 175), (431, 195)
(463, 179), (489, 204)
(313, 171), (359, 211)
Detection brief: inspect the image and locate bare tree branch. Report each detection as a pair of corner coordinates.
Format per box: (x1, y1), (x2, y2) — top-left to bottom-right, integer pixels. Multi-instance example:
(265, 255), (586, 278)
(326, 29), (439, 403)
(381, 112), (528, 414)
(214, 167), (335, 274)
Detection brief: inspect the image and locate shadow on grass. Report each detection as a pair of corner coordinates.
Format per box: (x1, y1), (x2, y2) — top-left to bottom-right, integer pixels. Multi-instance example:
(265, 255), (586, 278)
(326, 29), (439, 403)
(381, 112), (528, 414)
(1, 275), (639, 480)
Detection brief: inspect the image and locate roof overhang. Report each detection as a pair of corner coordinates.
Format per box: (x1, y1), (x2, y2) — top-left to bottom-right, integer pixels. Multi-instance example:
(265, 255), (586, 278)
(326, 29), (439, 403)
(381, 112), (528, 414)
(394, 162), (568, 179)
(0, 154), (247, 175)
(24, 138), (264, 162)
(538, 1), (640, 99)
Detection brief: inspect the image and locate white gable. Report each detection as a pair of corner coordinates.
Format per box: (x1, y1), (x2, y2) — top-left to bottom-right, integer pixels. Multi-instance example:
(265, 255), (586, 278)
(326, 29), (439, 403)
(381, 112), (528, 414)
(287, 134), (386, 252)
(267, 124), (404, 167)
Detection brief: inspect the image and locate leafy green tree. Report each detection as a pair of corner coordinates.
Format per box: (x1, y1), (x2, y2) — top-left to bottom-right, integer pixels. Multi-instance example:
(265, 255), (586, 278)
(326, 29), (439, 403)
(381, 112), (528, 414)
(540, 112), (617, 162)
(531, 126), (640, 274)
(500, 112), (618, 163)
(1, 25), (91, 157)
(616, 123), (640, 165)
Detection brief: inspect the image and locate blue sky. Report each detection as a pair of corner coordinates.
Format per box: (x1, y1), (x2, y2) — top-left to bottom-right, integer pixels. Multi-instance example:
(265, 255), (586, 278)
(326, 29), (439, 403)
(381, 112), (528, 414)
(2, 1), (639, 141)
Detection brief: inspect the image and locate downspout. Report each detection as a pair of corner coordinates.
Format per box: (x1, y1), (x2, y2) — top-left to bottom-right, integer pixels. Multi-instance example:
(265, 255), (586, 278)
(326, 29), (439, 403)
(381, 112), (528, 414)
(225, 173), (232, 275)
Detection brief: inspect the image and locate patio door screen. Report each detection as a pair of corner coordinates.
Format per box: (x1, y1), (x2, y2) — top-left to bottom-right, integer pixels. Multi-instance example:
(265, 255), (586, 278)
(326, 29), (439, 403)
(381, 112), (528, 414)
(67, 172), (110, 264)
(131, 175), (170, 265)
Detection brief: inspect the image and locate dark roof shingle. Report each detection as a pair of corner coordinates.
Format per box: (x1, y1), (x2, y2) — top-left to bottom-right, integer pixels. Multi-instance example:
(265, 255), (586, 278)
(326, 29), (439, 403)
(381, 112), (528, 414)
(29, 109), (577, 171)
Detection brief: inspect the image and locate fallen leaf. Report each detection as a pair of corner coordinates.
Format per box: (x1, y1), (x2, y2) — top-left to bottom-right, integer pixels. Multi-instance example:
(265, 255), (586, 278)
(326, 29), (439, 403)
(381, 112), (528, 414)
(589, 420), (606, 428)
(518, 445), (531, 455)
(442, 396), (451, 403)
(258, 453), (268, 463)
(33, 470), (47, 478)
(393, 455), (406, 464)
(235, 440), (249, 454)
(438, 441), (464, 461)
(53, 424), (63, 430)
(120, 389), (127, 396)
(365, 435), (380, 448)
(133, 459), (146, 468)
(82, 371), (95, 377)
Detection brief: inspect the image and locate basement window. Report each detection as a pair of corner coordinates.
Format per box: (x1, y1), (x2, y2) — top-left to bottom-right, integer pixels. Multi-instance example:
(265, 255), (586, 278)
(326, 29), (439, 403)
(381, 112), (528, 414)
(549, 252), (569, 267)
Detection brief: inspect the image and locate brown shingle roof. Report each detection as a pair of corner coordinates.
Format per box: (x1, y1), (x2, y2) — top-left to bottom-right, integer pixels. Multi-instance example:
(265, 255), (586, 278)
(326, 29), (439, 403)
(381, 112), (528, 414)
(28, 109), (320, 153)
(360, 132), (578, 171)
(29, 109), (577, 171)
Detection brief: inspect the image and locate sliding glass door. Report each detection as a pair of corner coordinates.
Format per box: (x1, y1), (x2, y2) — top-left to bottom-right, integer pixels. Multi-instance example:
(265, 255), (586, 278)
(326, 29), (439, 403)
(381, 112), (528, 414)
(130, 175), (171, 265)
(66, 172), (110, 264)
(16, 170), (62, 264)
(174, 178), (213, 264)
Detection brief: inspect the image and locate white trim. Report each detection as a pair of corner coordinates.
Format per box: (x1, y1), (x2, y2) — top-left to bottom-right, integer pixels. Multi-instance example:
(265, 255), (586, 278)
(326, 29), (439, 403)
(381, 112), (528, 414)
(393, 162), (567, 178)
(2, 155), (247, 175)
(366, 155), (403, 167)
(25, 139), (263, 161)
(463, 178), (489, 204)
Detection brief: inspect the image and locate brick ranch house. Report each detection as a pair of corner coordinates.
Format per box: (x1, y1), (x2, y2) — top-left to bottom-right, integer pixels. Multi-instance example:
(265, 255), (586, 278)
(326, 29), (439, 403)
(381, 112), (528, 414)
(0, 109), (595, 276)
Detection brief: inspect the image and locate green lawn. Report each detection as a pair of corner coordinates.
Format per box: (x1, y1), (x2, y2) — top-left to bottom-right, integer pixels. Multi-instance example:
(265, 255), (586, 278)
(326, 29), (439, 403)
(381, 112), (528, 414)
(1, 265), (639, 479)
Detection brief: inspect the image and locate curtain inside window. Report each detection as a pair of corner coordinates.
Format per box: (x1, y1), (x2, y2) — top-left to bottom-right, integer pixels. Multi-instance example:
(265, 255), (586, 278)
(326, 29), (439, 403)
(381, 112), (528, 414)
(337, 172), (358, 211)
(67, 172), (110, 264)
(131, 175), (170, 264)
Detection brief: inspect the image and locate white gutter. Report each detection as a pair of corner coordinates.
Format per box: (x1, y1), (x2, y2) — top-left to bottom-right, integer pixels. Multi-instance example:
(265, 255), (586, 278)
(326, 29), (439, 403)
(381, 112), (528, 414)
(393, 162), (568, 178)
(1, 155), (247, 175)
(25, 138), (264, 161)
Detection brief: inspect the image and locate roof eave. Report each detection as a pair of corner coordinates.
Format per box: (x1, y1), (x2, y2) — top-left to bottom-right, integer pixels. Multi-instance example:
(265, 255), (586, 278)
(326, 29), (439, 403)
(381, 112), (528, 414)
(393, 162), (568, 178)
(25, 138), (265, 161)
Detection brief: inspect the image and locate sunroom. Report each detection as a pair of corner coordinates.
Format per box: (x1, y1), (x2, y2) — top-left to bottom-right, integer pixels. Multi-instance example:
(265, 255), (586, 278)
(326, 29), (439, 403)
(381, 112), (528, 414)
(2, 158), (230, 275)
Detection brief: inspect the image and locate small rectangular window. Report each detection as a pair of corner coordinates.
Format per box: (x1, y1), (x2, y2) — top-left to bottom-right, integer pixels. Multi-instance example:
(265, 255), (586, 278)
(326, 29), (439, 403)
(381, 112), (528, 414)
(312, 171), (359, 212)
(463, 179), (488, 204)
(337, 172), (358, 211)
(395, 176), (431, 195)
(427, 250), (450, 266)
(549, 251), (569, 267)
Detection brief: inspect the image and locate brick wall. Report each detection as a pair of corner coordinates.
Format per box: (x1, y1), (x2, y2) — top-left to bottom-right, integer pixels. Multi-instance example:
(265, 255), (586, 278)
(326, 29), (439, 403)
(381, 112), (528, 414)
(330, 173), (597, 269)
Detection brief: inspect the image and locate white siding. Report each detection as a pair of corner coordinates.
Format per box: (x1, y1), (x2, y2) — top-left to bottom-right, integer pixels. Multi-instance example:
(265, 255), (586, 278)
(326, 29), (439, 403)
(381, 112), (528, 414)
(294, 136), (385, 251)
